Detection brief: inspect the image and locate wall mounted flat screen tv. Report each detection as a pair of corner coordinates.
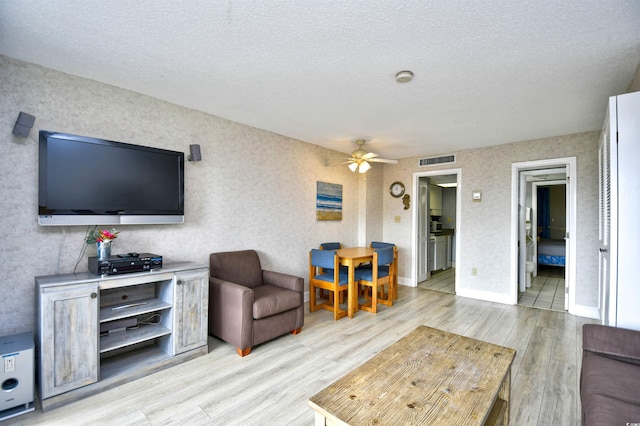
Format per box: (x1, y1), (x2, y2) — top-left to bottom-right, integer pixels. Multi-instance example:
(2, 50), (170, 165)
(39, 131), (184, 226)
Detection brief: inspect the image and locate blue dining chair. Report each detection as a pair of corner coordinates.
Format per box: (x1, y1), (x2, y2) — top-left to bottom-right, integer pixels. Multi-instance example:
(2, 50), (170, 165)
(370, 241), (398, 301)
(318, 242), (347, 301)
(309, 249), (349, 320)
(371, 241), (394, 249)
(320, 242), (342, 250)
(320, 243), (349, 271)
(356, 246), (395, 313)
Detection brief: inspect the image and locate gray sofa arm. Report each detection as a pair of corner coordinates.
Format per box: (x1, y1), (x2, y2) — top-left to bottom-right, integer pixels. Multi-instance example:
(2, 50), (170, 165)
(209, 277), (254, 350)
(583, 324), (640, 363)
(263, 270), (304, 294)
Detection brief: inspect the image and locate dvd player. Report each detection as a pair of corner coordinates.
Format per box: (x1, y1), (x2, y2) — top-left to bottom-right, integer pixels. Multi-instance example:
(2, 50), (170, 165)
(88, 253), (162, 276)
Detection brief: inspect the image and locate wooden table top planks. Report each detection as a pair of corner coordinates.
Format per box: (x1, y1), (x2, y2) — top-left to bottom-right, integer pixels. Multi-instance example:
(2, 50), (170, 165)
(309, 325), (516, 425)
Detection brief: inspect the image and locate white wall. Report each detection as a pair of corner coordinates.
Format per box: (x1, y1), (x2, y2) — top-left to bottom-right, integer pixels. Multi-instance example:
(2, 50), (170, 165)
(0, 56), (362, 335)
(362, 169), (384, 245)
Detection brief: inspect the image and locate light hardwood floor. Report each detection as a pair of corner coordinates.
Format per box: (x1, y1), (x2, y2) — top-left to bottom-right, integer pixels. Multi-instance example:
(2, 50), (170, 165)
(419, 267), (455, 294)
(8, 286), (596, 426)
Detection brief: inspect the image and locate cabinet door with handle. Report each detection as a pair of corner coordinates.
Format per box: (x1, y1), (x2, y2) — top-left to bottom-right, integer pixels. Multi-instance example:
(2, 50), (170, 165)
(173, 268), (209, 354)
(39, 282), (99, 398)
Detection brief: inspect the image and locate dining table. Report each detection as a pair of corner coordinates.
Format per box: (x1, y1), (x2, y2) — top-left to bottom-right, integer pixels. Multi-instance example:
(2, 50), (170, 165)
(335, 247), (375, 318)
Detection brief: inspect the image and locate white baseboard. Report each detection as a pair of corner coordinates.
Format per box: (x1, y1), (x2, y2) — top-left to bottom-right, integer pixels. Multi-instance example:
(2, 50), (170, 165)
(572, 304), (600, 320)
(398, 276), (412, 287)
(307, 285), (602, 321)
(455, 288), (513, 305)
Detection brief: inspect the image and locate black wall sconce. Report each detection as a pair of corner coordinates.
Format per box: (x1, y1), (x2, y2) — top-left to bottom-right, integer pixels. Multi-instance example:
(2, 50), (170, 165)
(188, 144), (202, 161)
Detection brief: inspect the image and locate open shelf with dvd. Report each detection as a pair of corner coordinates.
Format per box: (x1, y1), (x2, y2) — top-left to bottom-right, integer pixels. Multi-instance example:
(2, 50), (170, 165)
(98, 278), (174, 358)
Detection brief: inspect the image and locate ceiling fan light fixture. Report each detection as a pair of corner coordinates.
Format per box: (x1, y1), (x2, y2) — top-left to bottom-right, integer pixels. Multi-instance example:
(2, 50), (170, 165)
(345, 139), (396, 173)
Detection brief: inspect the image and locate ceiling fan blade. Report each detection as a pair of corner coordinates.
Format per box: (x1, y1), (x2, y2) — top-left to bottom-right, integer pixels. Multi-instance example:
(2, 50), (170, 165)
(369, 158), (398, 164)
(344, 139), (397, 170)
(362, 152), (379, 160)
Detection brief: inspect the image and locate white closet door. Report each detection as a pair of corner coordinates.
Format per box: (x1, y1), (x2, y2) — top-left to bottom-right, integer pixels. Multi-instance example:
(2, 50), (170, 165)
(598, 112), (612, 325)
(615, 91), (640, 330)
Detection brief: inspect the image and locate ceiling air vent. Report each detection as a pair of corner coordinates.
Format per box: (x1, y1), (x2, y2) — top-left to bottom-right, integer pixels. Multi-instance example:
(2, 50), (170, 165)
(419, 154), (456, 167)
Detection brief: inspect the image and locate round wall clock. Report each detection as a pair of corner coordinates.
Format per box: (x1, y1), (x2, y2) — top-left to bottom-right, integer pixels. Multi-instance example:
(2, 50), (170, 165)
(389, 181), (405, 198)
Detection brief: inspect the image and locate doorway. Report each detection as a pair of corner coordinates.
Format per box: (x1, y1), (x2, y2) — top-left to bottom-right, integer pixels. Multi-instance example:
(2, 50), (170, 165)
(511, 158), (576, 314)
(522, 178), (567, 311)
(412, 169), (461, 292)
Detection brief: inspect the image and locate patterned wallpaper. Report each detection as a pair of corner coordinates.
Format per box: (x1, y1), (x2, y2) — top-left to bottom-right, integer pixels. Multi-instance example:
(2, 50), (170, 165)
(0, 55), (606, 335)
(0, 56), (362, 335)
(383, 131), (600, 312)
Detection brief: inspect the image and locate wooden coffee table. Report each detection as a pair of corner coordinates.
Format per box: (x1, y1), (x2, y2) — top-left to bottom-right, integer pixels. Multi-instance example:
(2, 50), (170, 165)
(309, 325), (516, 425)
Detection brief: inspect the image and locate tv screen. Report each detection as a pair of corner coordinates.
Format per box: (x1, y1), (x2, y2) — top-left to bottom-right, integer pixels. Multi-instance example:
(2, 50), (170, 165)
(39, 131), (184, 226)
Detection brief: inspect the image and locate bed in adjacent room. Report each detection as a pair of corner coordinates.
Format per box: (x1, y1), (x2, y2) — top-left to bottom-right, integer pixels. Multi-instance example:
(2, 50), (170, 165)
(537, 238), (566, 266)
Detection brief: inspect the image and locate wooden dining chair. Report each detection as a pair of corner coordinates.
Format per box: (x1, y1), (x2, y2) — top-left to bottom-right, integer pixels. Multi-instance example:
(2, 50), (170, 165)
(309, 249), (349, 320)
(370, 242), (398, 301)
(356, 246), (395, 314)
(320, 241), (349, 303)
(318, 242), (345, 302)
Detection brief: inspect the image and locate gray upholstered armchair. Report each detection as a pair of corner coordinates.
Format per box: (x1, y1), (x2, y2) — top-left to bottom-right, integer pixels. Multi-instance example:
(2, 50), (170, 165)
(208, 250), (304, 356)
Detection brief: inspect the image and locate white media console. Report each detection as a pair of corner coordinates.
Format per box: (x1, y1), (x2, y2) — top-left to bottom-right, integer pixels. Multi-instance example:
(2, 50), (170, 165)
(35, 261), (209, 411)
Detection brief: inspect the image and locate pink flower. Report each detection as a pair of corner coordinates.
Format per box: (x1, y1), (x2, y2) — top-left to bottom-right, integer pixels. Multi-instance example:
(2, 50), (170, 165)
(86, 228), (119, 244)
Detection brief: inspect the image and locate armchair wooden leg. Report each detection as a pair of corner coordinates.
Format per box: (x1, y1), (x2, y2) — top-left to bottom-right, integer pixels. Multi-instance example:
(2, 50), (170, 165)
(291, 328), (302, 335)
(237, 347), (252, 357)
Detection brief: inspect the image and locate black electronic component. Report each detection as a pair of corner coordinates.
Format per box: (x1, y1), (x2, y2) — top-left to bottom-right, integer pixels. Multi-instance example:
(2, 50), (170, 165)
(88, 253), (162, 276)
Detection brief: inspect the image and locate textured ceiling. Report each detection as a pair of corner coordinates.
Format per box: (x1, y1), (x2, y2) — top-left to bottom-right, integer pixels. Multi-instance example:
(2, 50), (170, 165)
(1, 1), (639, 160)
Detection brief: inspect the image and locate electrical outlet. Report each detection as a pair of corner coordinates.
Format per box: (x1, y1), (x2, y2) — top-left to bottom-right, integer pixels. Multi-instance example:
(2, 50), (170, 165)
(4, 356), (15, 373)
(471, 267), (478, 276)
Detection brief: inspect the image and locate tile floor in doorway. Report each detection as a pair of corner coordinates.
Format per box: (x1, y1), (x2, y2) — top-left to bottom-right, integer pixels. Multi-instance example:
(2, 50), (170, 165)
(518, 265), (566, 312)
(420, 265), (566, 313)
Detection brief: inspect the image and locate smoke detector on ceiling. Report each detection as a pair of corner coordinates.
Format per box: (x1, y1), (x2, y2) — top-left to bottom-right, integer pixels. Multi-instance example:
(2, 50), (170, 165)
(395, 70), (414, 83)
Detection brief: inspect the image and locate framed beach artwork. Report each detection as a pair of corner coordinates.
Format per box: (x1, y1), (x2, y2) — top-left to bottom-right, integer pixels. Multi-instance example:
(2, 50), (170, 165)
(316, 181), (342, 221)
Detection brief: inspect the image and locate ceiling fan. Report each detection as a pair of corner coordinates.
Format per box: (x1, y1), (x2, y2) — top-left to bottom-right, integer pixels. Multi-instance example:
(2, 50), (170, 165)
(346, 139), (398, 173)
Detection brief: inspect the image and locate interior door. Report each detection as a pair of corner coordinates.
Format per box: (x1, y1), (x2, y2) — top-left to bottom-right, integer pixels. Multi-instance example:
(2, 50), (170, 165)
(417, 178), (430, 282)
(564, 173), (571, 310)
(598, 110), (612, 325)
(518, 172), (527, 292)
(535, 178), (568, 310)
(615, 92), (640, 330)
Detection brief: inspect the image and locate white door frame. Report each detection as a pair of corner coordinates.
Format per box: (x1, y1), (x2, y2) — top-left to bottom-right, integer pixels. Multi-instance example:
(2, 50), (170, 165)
(518, 167), (566, 283)
(412, 168), (462, 287)
(510, 157), (577, 314)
